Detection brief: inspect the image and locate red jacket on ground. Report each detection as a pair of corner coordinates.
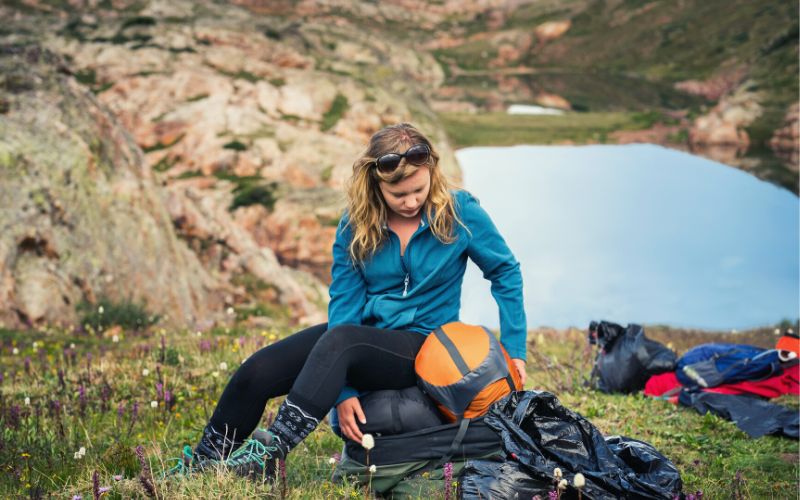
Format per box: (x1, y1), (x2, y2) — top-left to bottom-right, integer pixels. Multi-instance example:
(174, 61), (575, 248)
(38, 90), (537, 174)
(644, 363), (800, 402)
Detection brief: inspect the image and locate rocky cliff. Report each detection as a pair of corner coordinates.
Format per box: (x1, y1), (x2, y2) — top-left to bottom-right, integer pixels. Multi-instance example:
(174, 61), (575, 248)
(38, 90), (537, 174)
(0, 45), (229, 327)
(0, 0), (461, 329)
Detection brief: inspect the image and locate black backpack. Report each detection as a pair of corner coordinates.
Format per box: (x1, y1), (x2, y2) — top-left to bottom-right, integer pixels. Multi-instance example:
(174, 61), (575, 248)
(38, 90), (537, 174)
(589, 320), (677, 393)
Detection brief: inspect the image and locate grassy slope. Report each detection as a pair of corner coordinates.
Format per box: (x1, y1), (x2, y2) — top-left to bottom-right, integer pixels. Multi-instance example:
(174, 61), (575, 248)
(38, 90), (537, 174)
(0, 322), (796, 498)
(439, 111), (661, 148)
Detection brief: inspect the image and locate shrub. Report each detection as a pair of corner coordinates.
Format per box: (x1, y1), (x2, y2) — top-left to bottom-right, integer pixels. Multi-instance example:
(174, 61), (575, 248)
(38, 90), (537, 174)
(77, 297), (159, 332)
(321, 93), (348, 132)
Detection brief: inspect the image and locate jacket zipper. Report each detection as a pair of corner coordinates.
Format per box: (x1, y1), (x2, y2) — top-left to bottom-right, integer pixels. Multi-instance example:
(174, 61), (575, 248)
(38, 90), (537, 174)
(396, 219), (425, 298)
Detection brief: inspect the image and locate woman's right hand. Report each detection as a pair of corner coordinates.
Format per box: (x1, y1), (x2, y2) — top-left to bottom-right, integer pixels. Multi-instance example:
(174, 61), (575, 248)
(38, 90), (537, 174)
(337, 396), (366, 443)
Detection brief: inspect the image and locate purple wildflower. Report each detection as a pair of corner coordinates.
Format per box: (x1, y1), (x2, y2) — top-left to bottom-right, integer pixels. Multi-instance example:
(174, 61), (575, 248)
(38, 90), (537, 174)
(443, 462), (454, 500)
(548, 491), (558, 500)
(117, 402), (125, 420)
(199, 339), (211, 353)
(99, 487), (111, 494)
(279, 459), (287, 499)
(128, 401), (140, 436)
(238, 336), (246, 348)
(78, 385), (87, 417)
(7, 405), (21, 429)
(155, 383), (163, 400)
(72, 495), (82, 500)
(100, 384), (111, 412)
(92, 470), (100, 500)
(113, 475), (123, 481)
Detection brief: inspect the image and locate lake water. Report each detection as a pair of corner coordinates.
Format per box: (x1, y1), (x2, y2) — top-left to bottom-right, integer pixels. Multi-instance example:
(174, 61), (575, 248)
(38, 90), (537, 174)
(457, 144), (799, 330)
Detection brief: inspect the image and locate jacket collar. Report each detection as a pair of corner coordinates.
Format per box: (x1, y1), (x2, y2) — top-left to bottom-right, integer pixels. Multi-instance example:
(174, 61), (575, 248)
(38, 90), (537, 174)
(381, 211), (429, 230)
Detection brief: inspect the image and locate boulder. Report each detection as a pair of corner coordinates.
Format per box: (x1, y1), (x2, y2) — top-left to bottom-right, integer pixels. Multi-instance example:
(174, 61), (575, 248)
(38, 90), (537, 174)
(0, 46), (227, 328)
(689, 84), (761, 148)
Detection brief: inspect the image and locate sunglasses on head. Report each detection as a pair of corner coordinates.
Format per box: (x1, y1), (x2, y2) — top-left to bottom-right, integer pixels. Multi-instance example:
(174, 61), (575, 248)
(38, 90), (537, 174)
(372, 144), (431, 174)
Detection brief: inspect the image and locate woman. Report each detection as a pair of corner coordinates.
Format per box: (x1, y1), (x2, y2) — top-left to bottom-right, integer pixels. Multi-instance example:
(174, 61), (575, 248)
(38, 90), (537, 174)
(174, 123), (527, 480)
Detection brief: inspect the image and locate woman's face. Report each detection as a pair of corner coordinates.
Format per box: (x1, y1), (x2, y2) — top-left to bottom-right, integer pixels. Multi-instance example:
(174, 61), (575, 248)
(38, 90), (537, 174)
(378, 165), (431, 220)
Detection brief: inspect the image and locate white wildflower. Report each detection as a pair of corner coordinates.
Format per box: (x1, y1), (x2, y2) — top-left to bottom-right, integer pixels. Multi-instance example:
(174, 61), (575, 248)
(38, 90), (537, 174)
(98, 305), (104, 314)
(150, 401), (158, 408)
(368, 464), (377, 473)
(12, 347), (18, 355)
(328, 457), (337, 465)
(74, 446), (87, 459)
(24, 397), (30, 406)
(70, 343), (76, 349)
(196, 331), (202, 337)
(573, 473), (585, 488)
(361, 433), (375, 450)
(112, 335), (119, 343)
(212, 371), (220, 378)
(553, 467), (562, 479)
(219, 362), (228, 370)
(558, 479), (568, 491)
(226, 307), (235, 316)
(142, 369), (150, 376)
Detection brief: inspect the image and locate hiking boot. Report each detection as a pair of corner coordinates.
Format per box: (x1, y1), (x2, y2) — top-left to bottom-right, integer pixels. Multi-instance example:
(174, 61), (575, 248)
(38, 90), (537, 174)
(164, 445), (219, 477)
(225, 429), (283, 482)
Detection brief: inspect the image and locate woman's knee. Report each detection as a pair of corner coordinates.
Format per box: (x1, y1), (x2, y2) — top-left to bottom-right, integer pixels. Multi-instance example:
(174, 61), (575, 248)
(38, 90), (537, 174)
(317, 324), (362, 352)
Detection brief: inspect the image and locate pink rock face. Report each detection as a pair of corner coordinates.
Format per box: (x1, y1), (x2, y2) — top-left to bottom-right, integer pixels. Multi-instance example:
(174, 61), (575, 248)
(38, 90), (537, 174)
(534, 21), (572, 43)
(534, 92), (572, 111)
(688, 87), (761, 149)
(769, 104), (800, 170)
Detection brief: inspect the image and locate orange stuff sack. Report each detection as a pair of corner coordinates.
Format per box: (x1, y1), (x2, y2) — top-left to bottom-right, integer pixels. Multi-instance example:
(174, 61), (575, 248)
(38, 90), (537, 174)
(415, 322), (522, 422)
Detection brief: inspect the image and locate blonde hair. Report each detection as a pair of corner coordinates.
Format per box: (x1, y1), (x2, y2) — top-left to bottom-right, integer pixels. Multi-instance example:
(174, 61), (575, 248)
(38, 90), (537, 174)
(345, 123), (459, 263)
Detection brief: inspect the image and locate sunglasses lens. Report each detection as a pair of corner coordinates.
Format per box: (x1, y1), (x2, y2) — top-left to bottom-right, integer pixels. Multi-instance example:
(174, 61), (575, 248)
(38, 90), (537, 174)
(376, 154), (402, 173)
(405, 145), (430, 165)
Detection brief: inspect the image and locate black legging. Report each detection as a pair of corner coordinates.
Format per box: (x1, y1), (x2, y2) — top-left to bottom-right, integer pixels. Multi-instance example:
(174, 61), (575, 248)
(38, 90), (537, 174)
(209, 323), (427, 440)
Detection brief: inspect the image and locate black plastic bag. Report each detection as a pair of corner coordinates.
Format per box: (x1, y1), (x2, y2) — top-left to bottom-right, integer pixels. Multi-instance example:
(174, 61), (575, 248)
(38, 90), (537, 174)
(459, 457), (552, 498)
(589, 320), (677, 393)
(460, 391), (683, 499)
(678, 390), (799, 439)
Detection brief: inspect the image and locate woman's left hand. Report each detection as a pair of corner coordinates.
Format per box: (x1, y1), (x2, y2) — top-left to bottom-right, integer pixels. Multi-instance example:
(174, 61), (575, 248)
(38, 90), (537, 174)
(512, 358), (527, 387)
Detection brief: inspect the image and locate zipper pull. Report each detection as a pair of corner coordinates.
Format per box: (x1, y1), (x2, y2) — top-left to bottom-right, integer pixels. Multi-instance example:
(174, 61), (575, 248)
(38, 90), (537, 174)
(403, 274), (409, 297)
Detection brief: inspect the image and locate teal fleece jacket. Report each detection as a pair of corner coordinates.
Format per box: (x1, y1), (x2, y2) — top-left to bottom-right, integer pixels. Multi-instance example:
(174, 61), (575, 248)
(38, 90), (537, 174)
(328, 189), (527, 405)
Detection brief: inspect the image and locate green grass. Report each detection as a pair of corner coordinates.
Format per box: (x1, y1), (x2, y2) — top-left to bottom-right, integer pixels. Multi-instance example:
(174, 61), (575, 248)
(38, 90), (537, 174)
(1, 321), (796, 498)
(439, 111), (645, 148)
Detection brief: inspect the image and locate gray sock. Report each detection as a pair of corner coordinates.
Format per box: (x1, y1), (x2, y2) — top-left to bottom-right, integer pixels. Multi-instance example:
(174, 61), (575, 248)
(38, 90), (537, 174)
(195, 423), (241, 460)
(266, 399), (320, 457)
